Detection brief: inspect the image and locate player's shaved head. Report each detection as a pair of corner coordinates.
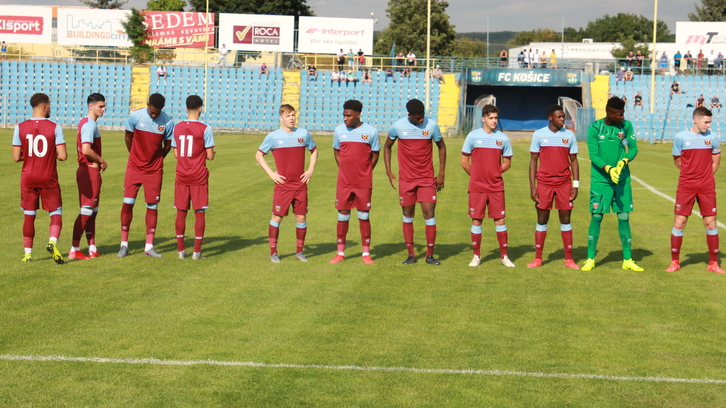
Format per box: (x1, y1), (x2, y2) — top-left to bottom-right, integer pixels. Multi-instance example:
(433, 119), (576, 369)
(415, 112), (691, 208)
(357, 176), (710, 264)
(606, 96), (625, 111)
(148, 93), (166, 109)
(482, 104), (499, 116)
(406, 99), (425, 116)
(546, 104), (563, 117)
(186, 95), (203, 110)
(343, 99), (363, 112)
(693, 106), (712, 118)
(87, 93), (105, 105)
(279, 104), (296, 116)
(30, 93), (49, 108)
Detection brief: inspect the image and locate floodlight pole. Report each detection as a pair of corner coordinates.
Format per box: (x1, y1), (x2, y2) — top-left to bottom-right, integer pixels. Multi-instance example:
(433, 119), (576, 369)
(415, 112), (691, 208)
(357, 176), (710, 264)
(425, 0), (431, 112)
(205, 0), (210, 107)
(650, 0), (658, 115)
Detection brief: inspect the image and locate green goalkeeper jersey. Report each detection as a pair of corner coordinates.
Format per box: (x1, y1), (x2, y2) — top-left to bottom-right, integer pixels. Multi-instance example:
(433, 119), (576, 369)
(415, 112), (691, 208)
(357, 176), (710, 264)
(587, 118), (638, 185)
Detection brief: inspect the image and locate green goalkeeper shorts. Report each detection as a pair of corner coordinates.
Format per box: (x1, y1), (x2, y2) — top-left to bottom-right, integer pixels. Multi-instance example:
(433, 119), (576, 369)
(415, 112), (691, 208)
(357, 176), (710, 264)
(589, 178), (634, 214)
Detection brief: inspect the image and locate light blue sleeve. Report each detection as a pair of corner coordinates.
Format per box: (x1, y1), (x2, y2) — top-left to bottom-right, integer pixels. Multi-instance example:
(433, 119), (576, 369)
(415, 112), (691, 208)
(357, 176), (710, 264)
(170, 133), (177, 148)
(332, 128), (341, 150)
(461, 134), (473, 154)
(306, 130), (317, 151)
(12, 125), (20, 145)
(672, 133), (682, 157)
(713, 132), (721, 154)
(432, 123), (442, 142)
(164, 118), (175, 140)
(80, 121), (95, 144)
(204, 125), (215, 148)
(529, 132), (540, 153)
(503, 137), (513, 157)
(258, 133), (274, 154)
(55, 123), (66, 145)
(569, 132), (579, 155)
(388, 124), (398, 140)
(125, 111), (137, 132)
(370, 128), (381, 152)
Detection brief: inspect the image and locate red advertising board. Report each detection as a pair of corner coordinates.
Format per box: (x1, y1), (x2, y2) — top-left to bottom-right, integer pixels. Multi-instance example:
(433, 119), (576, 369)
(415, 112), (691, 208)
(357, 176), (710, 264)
(0, 15), (43, 35)
(143, 11), (214, 48)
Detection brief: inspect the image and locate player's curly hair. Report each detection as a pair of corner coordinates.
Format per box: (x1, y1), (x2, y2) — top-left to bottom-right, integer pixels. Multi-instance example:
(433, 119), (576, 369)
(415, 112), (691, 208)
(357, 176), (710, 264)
(693, 106), (713, 118)
(343, 99), (363, 112)
(482, 104), (499, 116)
(406, 99), (425, 116)
(606, 96), (625, 110)
(30, 93), (49, 108)
(148, 93), (166, 109)
(546, 104), (563, 117)
(87, 93), (105, 105)
(186, 95), (203, 110)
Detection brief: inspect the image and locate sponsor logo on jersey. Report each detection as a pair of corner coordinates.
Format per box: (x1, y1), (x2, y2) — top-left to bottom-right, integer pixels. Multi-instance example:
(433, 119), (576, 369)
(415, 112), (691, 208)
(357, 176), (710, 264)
(562, 138), (569, 144)
(422, 130), (429, 136)
(158, 126), (165, 132)
(706, 139), (712, 146)
(297, 138), (304, 143)
(361, 134), (369, 140)
(496, 140), (503, 146)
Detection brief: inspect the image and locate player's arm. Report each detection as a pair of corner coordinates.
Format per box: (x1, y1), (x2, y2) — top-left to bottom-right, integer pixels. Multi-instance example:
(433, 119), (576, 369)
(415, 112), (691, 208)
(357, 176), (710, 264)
(12, 145), (23, 162)
(301, 147), (318, 184)
(204, 126), (216, 161)
(383, 136), (397, 190)
(460, 153), (471, 175)
(371, 151), (380, 170)
(502, 157), (512, 172)
(255, 149), (286, 184)
(162, 138), (172, 158)
(333, 149), (341, 167)
(713, 152), (721, 174)
(570, 154), (579, 201)
(54, 124), (68, 161)
(587, 125), (607, 171)
(435, 138), (446, 191)
(206, 147), (215, 161)
(81, 144), (107, 170)
(673, 157), (681, 169)
(124, 130), (134, 152)
(529, 153), (539, 202)
(56, 144), (68, 161)
(624, 123), (638, 162)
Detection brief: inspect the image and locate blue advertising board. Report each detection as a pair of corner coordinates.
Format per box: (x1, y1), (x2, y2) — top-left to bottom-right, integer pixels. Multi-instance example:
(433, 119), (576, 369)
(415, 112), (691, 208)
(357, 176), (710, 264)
(468, 68), (581, 87)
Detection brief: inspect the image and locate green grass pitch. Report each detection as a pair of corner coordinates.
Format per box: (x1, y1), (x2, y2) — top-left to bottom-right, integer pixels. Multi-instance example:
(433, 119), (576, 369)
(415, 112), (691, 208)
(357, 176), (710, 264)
(1, 129), (726, 407)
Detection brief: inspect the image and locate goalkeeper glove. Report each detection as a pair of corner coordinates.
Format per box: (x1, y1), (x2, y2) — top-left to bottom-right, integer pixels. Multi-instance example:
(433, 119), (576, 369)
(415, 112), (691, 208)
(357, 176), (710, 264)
(616, 158), (630, 172)
(605, 165), (620, 184)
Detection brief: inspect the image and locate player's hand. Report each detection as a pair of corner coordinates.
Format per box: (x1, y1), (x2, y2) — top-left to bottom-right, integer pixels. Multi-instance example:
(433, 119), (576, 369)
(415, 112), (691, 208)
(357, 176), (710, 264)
(100, 160), (108, 171)
(387, 172), (398, 190)
(530, 187), (539, 203)
(300, 170), (314, 184)
(435, 174), (445, 192)
(616, 158), (630, 172)
(270, 172), (286, 184)
(570, 187), (578, 201)
(605, 165), (620, 184)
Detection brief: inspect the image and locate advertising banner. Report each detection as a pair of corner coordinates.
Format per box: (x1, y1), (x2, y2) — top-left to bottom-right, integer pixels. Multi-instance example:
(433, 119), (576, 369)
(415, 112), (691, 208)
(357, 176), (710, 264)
(57, 8), (131, 47)
(297, 16), (374, 55)
(143, 11), (214, 48)
(218, 13), (294, 52)
(676, 22), (726, 46)
(0, 6), (52, 44)
(468, 68), (582, 87)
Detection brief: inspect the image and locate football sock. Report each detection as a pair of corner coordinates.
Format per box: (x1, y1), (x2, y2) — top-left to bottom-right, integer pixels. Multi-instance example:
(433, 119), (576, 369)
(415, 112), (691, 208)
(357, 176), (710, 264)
(295, 222), (307, 253)
(471, 224), (482, 257)
(561, 223), (573, 259)
(534, 224), (548, 260)
(120, 202), (134, 243)
(175, 210), (187, 252)
(587, 213), (603, 259)
(617, 212), (632, 260)
(72, 207), (93, 248)
(495, 224), (509, 258)
(145, 203), (158, 246)
(85, 209), (97, 247)
(671, 228), (684, 261)
(194, 210), (205, 253)
(337, 213), (350, 255)
(49, 211), (62, 242)
(707, 228), (719, 263)
(269, 220), (280, 255)
(358, 211), (371, 255)
(403, 216), (415, 256)
(23, 211), (36, 251)
(425, 217), (437, 257)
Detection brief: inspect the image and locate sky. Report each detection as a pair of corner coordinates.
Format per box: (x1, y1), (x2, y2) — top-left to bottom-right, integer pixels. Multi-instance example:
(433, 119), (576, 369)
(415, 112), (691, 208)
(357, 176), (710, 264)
(7, 0), (700, 34)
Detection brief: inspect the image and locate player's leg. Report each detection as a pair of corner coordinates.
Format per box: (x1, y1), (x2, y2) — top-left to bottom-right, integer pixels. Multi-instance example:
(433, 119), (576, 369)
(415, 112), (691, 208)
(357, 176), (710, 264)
(399, 181), (417, 263)
(358, 210), (373, 264)
(330, 210), (350, 264)
(86, 208), (99, 257)
(495, 217), (515, 267)
(583, 183), (610, 270)
(43, 187), (64, 264)
(269, 189), (292, 262)
(667, 214), (688, 272)
(191, 185), (209, 260)
(20, 188), (39, 261)
(142, 175), (164, 257)
(293, 189), (309, 261)
(614, 181), (643, 271)
(70, 207), (93, 260)
(269, 214), (283, 263)
(696, 193), (723, 273)
(421, 202), (439, 265)
(175, 209), (188, 257)
(528, 208), (550, 268)
(558, 209), (578, 269)
(119, 179), (141, 257)
(469, 218), (483, 267)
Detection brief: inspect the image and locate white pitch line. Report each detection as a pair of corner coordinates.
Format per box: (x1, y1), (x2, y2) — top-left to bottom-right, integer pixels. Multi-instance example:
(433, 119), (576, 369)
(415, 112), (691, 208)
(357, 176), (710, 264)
(0, 354), (724, 384)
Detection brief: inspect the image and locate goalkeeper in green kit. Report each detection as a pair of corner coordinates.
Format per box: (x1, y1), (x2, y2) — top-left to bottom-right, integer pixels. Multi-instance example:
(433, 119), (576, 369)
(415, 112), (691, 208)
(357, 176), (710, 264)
(582, 96), (644, 271)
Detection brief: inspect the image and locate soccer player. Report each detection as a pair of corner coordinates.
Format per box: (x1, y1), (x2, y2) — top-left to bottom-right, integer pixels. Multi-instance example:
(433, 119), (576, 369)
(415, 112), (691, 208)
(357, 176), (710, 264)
(461, 104), (515, 267)
(69, 93), (108, 260)
(330, 100), (380, 264)
(526, 105), (580, 269)
(12, 93), (67, 263)
(255, 104), (318, 263)
(172, 95), (215, 260)
(118, 93), (175, 258)
(667, 107), (724, 273)
(583, 96), (643, 272)
(384, 98), (447, 265)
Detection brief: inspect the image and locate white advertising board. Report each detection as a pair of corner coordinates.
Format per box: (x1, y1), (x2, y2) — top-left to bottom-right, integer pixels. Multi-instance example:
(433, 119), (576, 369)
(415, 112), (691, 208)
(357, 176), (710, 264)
(297, 16), (374, 55)
(57, 8), (131, 47)
(0, 5), (52, 44)
(218, 13), (294, 52)
(676, 22), (726, 46)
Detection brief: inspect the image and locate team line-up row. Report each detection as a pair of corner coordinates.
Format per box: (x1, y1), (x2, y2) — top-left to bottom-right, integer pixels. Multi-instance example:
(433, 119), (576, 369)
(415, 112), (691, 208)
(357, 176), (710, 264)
(11, 94), (723, 273)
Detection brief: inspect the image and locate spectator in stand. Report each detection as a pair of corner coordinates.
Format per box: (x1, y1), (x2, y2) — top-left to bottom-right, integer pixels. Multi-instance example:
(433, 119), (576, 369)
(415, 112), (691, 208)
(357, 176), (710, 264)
(407, 51), (417, 68)
(707, 50), (716, 75)
(524, 49), (532, 68)
(697, 49), (705, 73)
(696, 94), (705, 108)
(431, 65), (445, 83)
(357, 49), (365, 69)
(337, 49), (345, 71)
(259, 62), (268, 78)
(682, 51), (691, 73)
(616, 67), (626, 82)
(621, 95), (627, 106)
(624, 68), (634, 81)
(500, 49), (508, 67)
(718, 52), (724, 74)
(673, 50), (682, 72)
(533, 49), (540, 68)
(711, 96), (722, 110)
(540, 50), (547, 68)
(659, 52), (668, 75)
(396, 52), (405, 71)
(635, 50), (644, 73)
(550, 49), (557, 68)
(517, 51), (525, 68)
(346, 69), (357, 83)
(633, 92), (644, 109)
(330, 70), (340, 84)
(385, 66), (396, 82)
(156, 65), (167, 84)
(671, 81), (682, 96)
(218, 44), (228, 67)
(347, 49), (355, 69)
(626, 51), (635, 67)
(401, 67), (411, 78)
(1, 41), (6, 59)
(307, 64), (318, 81)
(362, 69), (372, 83)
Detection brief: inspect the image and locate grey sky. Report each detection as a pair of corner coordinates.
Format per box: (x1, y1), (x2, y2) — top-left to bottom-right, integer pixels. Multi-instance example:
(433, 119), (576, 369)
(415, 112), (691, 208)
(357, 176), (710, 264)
(8, 0), (699, 34)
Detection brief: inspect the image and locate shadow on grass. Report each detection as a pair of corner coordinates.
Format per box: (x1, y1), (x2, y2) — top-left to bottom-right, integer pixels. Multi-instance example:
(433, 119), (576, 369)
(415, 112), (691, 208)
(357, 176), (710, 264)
(370, 242), (470, 261)
(597, 248), (654, 267)
(681, 251), (711, 268)
(544, 246), (589, 265)
(479, 244), (531, 264)
(98, 236), (269, 258)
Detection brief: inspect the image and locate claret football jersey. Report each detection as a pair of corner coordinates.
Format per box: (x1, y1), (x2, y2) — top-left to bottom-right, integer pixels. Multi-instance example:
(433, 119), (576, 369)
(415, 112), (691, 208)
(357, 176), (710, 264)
(77, 116), (102, 167)
(125, 108), (175, 173)
(172, 120), (215, 186)
(461, 128), (513, 193)
(529, 126), (578, 186)
(333, 123), (380, 189)
(13, 118), (65, 188)
(673, 128), (721, 193)
(388, 117), (442, 181)
(258, 127), (317, 191)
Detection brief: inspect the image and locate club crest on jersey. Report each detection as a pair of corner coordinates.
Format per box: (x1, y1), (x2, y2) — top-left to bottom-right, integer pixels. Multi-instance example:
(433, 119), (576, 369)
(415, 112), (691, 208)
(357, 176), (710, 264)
(274, 205), (281, 212)
(705, 139), (712, 146)
(297, 138), (304, 143)
(399, 196), (404, 204)
(469, 208), (475, 215)
(158, 126), (165, 132)
(496, 140), (503, 146)
(617, 132), (625, 139)
(422, 130), (429, 136)
(562, 138), (569, 144)
(676, 204), (682, 211)
(593, 203), (599, 209)
(361, 134), (369, 140)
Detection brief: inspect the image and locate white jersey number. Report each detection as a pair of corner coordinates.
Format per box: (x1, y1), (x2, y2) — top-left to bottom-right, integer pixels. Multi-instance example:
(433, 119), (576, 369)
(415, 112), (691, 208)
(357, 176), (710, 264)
(25, 134), (48, 157)
(178, 135), (193, 157)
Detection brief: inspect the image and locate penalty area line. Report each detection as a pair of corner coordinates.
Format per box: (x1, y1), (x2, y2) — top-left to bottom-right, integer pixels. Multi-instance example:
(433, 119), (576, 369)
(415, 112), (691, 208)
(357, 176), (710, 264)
(0, 354), (725, 384)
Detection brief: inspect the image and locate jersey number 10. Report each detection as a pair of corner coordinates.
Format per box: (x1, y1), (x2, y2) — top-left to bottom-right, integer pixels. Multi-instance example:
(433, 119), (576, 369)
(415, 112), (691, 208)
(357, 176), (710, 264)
(178, 135), (193, 157)
(25, 134), (48, 157)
